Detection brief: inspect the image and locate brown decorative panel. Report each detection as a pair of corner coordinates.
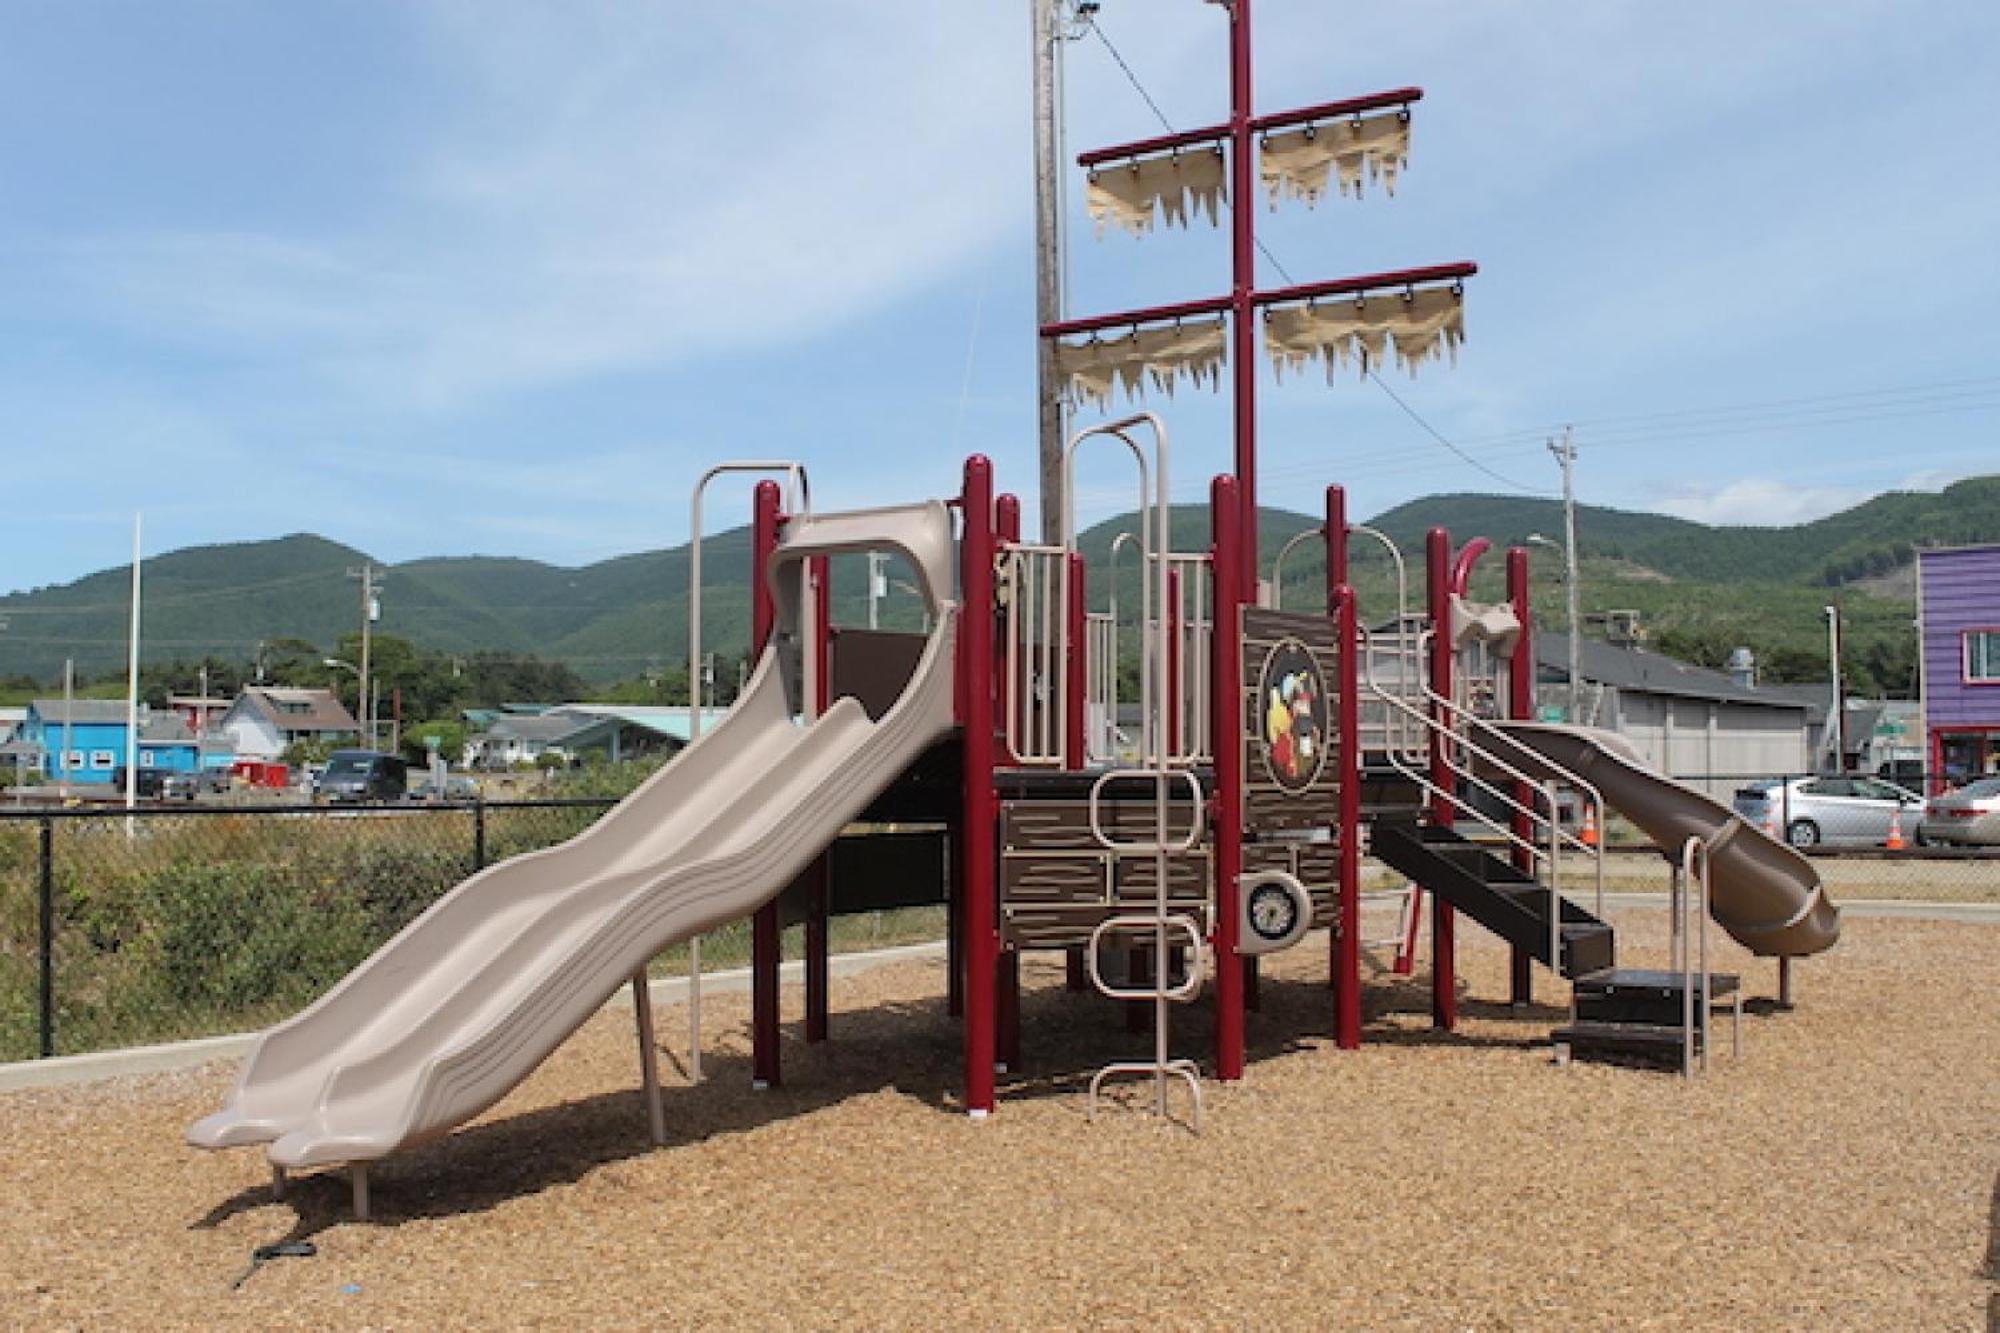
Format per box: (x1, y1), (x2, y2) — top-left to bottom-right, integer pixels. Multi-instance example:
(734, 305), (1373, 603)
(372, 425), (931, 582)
(1239, 608), (1344, 832)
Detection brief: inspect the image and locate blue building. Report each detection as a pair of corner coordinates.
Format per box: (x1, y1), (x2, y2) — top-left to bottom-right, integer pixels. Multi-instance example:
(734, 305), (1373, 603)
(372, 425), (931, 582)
(19, 700), (207, 783)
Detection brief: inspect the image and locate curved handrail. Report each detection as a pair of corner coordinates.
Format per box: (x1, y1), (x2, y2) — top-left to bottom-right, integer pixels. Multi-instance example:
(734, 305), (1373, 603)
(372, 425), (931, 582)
(1360, 630), (1608, 931)
(684, 459), (810, 1081)
(1269, 525), (1325, 610)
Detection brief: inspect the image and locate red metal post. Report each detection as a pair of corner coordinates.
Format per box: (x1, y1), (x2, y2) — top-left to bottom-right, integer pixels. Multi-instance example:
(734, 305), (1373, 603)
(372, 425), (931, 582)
(806, 555), (833, 1043)
(751, 481), (784, 1086)
(1325, 484), (1349, 989)
(1229, 0), (1259, 596)
(1335, 583), (1362, 1049)
(1211, 475), (1246, 1079)
(1506, 547), (1535, 1007)
(1426, 527), (1457, 1030)
(959, 457), (999, 1115)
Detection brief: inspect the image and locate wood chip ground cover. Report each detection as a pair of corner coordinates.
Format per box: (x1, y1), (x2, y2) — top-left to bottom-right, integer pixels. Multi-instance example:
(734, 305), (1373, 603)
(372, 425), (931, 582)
(2, 910), (1994, 1329)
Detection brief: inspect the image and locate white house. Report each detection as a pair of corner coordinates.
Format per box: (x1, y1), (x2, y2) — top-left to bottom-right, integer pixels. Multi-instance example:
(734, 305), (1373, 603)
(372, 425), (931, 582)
(220, 687), (360, 760)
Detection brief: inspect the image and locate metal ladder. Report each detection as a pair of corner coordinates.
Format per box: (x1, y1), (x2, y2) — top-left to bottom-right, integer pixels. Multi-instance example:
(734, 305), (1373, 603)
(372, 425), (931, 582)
(1063, 413), (1209, 1130)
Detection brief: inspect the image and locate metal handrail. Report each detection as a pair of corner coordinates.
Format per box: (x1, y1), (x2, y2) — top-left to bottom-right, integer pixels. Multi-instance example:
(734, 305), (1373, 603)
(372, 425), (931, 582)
(1676, 836), (1715, 1078)
(1087, 768), (1207, 855)
(1364, 663), (1609, 964)
(684, 459), (811, 1082)
(1269, 525), (1324, 609)
(1085, 914), (1209, 1002)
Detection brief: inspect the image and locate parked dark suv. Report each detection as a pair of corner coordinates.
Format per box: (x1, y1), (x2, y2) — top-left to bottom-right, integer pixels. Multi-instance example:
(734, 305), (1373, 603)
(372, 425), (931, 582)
(108, 766), (197, 800)
(316, 750), (409, 804)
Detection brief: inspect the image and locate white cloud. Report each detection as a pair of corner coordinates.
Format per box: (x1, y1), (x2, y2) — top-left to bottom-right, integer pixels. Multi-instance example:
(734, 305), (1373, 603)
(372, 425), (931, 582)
(1658, 479), (1866, 527)
(48, 4), (1028, 411)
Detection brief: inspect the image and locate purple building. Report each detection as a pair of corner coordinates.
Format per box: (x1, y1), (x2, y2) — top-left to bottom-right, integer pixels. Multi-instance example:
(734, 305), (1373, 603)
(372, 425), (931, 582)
(1918, 543), (2000, 786)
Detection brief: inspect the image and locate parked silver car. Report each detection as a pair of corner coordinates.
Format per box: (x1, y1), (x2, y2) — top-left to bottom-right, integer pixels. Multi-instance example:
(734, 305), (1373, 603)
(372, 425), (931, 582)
(1732, 776), (1925, 849)
(1917, 777), (2000, 847)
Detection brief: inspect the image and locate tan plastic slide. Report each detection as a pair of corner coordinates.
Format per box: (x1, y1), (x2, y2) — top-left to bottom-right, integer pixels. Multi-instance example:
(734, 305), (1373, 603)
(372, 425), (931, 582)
(189, 501), (959, 1169)
(1488, 721), (1841, 958)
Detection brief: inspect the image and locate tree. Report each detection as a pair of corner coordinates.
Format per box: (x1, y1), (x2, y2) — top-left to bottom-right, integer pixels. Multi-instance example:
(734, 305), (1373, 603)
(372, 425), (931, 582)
(401, 720), (468, 767)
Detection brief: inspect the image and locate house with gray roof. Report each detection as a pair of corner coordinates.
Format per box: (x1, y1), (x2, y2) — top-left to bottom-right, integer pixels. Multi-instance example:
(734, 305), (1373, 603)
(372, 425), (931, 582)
(220, 687), (359, 760)
(1535, 637), (1816, 798)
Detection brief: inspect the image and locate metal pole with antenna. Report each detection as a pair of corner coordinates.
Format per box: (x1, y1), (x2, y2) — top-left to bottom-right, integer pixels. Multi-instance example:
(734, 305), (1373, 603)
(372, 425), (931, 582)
(1548, 428), (1581, 723)
(1825, 604), (1844, 770)
(124, 514), (142, 813)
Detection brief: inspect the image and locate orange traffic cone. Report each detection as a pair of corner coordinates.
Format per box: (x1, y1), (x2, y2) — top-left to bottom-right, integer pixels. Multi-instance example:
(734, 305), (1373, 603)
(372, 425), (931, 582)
(1885, 807), (1907, 851)
(1579, 803), (1600, 847)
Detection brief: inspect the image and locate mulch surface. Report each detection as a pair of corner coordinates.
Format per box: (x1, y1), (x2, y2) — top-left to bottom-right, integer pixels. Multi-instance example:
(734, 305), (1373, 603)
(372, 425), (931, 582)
(4, 909), (1995, 1329)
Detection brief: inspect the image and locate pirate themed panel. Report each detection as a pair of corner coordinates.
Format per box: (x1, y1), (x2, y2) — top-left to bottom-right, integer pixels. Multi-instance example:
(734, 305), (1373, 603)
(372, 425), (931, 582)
(1240, 608), (1343, 832)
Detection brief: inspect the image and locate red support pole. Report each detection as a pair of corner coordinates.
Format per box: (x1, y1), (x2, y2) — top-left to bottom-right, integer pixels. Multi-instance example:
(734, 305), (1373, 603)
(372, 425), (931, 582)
(1426, 528), (1457, 1031)
(1066, 553), (1087, 768)
(1506, 547), (1535, 1008)
(1335, 583), (1362, 1050)
(1228, 0), (1259, 597)
(751, 481), (784, 1087)
(959, 458), (999, 1116)
(806, 554), (833, 1043)
(1210, 476), (1246, 1080)
(1326, 485), (1350, 594)
(1326, 483), (1349, 989)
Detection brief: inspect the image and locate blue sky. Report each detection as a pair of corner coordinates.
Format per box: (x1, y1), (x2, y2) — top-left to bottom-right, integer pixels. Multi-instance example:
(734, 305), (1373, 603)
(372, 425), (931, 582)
(4, 1), (1997, 594)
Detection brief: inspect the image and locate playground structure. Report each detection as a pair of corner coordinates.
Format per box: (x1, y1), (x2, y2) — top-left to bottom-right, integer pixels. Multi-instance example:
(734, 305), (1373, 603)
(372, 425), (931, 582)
(188, 427), (1840, 1216)
(187, 6), (1841, 1216)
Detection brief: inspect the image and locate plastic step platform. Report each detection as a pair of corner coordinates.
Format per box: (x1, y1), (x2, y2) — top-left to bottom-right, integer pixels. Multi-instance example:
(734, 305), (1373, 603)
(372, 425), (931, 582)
(1550, 1020), (1699, 1068)
(1574, 969), (1740, 1026)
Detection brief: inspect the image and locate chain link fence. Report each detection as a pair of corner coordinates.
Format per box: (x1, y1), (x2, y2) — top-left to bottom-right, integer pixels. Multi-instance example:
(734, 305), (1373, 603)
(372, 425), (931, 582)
(2, 781), (1987, 1065)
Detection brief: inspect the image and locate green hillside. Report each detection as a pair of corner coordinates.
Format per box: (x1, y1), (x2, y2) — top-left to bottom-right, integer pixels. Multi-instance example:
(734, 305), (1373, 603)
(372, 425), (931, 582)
(3, 476), (1994, 698)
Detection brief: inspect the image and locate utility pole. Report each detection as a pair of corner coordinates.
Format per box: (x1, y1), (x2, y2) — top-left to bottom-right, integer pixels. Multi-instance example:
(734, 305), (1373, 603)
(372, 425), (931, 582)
(1032, 0), (1084, 543)
(347, 563), (381, 746)
(1549, 427), (1581, 723)
(1825, 603), (1844, 771)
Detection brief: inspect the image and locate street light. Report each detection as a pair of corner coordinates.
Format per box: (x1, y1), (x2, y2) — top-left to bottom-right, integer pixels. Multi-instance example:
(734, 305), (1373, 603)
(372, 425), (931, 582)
(1526, 533), (1580, 723)
(323, 658), (364, 745)
(1824, 605), (1844, 772)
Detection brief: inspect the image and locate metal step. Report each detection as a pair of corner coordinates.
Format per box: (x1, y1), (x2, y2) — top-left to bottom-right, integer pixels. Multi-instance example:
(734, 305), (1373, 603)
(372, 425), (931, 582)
(1573, 969), (1741, 1027)
(1551, 1020), (1700, 1067)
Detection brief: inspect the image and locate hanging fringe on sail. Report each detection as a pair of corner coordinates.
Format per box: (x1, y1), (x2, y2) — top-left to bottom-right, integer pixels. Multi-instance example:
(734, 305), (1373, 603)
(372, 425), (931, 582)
(1085, 148), (1228, 236)
(1264, 288), (1464, 381)
(1052, 317), (1229, 409)
(1259, 112), (1410, 208)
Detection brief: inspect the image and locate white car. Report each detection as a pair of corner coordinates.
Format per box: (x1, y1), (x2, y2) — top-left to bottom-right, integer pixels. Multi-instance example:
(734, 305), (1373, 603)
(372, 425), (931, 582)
(1732, 776), (1925, 849)
(1917, 777), (2000, 847)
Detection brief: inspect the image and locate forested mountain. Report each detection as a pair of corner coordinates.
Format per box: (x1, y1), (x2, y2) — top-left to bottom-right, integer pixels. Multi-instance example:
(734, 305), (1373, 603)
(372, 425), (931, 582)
(4, 477), (1993, 699)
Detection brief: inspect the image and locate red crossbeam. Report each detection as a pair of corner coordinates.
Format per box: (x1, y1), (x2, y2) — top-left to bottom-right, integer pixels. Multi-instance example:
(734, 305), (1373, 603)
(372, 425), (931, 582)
(1038, 261), (1476, 339)
(1075, 86), (1423, 168)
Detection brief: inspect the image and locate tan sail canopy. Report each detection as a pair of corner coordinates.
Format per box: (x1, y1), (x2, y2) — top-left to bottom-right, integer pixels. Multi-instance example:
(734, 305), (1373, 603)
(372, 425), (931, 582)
(1085, 148), (1227, 236)
(1259, 111), (1409, 207)
(1052, 317), (1229, 409)
(1264, 287), (1464, 380)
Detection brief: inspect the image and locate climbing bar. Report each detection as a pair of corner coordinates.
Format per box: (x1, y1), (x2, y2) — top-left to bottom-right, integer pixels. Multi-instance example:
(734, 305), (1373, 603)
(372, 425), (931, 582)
(1076, 86), (1425, 167)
